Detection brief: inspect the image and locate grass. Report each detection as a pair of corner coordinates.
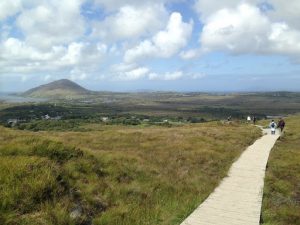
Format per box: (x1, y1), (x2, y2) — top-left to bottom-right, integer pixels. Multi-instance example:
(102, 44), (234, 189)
(262, 115), (300, 225)
(0, 122), (261, 224)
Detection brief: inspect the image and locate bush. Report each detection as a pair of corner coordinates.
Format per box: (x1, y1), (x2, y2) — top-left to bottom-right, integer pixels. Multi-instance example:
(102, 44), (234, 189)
(123, 118), (141, 126)
(187, 117), (206, 123)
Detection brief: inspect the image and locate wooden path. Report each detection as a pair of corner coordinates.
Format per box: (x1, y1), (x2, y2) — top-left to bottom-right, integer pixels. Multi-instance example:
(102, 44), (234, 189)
(180, 129), (280, 225)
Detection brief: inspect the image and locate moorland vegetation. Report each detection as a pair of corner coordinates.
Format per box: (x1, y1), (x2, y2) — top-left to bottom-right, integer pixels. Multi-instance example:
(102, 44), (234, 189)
(0, 121), (260, 225)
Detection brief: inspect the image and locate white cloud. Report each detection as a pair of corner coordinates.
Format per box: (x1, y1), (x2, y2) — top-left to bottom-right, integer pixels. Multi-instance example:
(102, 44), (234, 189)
(267, 0), (300, 29)
(194, 0), (300, 30)
(111, 63), (185, 81)
(164, 71), (183, 80)
(114, 67), (150, 80)
(0, 38), (107, 76)
(150, 71), (204, 80)
(0, 0), (22, 21)
(2, 0), (300, 88)
(124, 12), (193, 62)
(201, 4), (270, 53)
(124, 40), (156, 63)
(124, 67), (149, 80)
(94, 0), (178, 11)
(60, 42), (107, 66)
(194, 0), (262, 21)
(180, 49), (202, 59)
(148, 71), (183, 81)
(2, 38), (44, 61)
(70, 68), (88, 81)
(148, 73), (159, 80)
(110, 62), (137, 73)
(152, 13), (193, 57)
(16, 0), (85, 49)
(199, 3), (300, 58)
(61, 42), (84, 65)
(92, 4), (167, 42)
(110, 61), (151, 81)
(268, 23), (300, 56)
(190, 73), (206, 79)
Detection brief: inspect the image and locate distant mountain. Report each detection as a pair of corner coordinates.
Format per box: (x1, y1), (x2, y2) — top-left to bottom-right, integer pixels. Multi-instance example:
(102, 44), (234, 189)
(23, 79), (90, 98)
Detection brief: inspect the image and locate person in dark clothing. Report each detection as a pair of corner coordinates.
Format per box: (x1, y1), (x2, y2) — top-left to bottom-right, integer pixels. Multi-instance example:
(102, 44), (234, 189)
(253, 116), (257, 125)
(277, 118), (285, 132)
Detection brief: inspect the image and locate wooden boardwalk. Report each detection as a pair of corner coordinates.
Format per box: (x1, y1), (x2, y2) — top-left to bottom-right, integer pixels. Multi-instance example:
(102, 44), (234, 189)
(180, 129), (280, 225)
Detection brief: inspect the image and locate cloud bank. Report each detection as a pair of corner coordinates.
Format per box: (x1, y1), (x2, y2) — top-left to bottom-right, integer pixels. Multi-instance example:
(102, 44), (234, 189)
(0, 0), (300, 90)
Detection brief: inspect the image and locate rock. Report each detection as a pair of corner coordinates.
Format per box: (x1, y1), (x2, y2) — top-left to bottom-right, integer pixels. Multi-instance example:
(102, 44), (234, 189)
(70, 205), (83, 219)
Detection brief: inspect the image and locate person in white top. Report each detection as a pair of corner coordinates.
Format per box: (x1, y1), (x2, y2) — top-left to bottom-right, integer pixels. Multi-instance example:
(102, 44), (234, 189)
(269, 120), (277, 135)
(247, 116), (251, 123)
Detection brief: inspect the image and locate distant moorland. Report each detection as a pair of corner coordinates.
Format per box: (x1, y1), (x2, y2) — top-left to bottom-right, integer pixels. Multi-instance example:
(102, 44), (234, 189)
(0, 79), (299, 224)
(1, 80), (300, 131)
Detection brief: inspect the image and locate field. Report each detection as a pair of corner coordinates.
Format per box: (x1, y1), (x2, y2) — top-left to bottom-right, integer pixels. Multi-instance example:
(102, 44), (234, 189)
(1, 92), (300, 134)
(0, 121), (260, 225)
(262, 115), (300, 225)
(1, 92), (300, 225)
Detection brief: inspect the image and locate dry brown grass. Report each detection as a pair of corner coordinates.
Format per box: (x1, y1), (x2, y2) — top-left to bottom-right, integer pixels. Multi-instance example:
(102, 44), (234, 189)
(1, 122), (261, 224)
(38, 122), (261, 224)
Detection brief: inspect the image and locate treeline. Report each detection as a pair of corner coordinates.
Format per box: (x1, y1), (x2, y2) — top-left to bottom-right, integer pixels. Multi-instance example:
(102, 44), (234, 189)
(8, 115), (208, 132)
(1, 102), (267, 132)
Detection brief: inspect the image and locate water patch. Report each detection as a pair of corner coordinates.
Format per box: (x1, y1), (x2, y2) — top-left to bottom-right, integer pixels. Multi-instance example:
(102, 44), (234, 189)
(0, 93), (47, 103)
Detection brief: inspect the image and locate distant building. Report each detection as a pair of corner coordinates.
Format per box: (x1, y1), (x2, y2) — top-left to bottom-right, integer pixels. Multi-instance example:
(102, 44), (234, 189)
(101, 117), (109, 122)
(7, 119), (18, 127)
(41, 114), (62, 120)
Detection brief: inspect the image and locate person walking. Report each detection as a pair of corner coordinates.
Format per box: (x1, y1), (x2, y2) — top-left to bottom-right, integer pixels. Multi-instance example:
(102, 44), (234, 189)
(277, 118), (285, 132)
(253, 116), (257, 125)
(269, 120), (277, 135)
(247, 116), (251, 123)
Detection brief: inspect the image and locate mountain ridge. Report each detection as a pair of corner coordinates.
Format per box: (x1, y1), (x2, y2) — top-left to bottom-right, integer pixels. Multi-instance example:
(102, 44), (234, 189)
(23, 79), (91, 98)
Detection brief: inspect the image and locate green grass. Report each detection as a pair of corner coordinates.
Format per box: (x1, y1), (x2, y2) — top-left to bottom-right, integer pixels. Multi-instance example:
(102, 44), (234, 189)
(0, 122), (261, 224)
(0, 128), (105, 225)
(262, 115), (300, 225)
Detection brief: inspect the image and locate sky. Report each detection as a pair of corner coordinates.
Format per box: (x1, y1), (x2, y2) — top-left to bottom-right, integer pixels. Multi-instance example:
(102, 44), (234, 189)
(0, 0), (300, 92)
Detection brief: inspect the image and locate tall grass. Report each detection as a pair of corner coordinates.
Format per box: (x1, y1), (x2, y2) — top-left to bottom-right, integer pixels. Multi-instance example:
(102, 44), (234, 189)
(262, 115), (300, 225)
(0, 122), (261, 224)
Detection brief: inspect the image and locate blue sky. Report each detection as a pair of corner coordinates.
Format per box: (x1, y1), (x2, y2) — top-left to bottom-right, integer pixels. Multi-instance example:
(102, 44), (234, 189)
(0, 0), (300, 92)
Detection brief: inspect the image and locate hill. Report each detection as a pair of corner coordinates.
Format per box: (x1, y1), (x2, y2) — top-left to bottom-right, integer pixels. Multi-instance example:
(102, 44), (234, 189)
(23, 79), (90, 98)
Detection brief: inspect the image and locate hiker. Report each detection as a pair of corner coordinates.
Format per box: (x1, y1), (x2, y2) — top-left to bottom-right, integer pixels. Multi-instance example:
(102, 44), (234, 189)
(253, 116), (257, 125)
(247, 116), (251, 123)
(269, 120), (277, 135)
(277, 118), (285, 132)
